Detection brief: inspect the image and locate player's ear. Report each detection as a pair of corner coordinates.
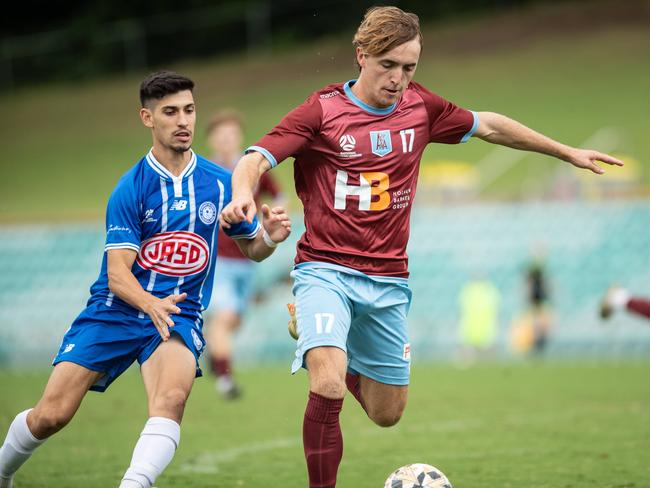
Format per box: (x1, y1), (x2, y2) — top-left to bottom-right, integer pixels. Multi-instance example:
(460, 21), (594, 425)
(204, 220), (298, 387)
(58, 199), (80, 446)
(356, 47), (366, 69)
(140, 107), (154, 128)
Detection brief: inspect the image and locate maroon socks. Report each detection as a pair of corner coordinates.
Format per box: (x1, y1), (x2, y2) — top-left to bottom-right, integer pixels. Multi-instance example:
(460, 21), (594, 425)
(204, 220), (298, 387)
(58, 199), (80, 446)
(211, 357), (231, 378)
(628, 297), (650, 319)
(345, 373), (367, 412)
(303, 392), (344, 488)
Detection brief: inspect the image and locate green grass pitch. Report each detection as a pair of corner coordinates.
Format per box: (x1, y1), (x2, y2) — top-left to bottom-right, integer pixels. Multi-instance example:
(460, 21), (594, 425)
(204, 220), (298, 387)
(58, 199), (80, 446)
(1, 362), (649, 486)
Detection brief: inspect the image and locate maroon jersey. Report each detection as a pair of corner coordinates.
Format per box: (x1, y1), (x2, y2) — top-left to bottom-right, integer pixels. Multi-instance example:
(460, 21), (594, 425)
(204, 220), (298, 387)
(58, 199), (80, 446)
(247, 80), (477, 277)
(217, 171), (282, 260)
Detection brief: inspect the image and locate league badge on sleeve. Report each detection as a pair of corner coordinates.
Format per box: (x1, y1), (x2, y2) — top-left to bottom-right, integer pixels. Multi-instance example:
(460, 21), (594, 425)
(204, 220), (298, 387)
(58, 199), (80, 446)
(370, 130), (393, 157)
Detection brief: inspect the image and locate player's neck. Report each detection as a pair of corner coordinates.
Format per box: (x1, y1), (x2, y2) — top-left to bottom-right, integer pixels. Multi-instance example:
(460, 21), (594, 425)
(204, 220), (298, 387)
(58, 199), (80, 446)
(350, 77), (392, 110)
(349, 79), (371, 106)
(151, 145), (192, 177)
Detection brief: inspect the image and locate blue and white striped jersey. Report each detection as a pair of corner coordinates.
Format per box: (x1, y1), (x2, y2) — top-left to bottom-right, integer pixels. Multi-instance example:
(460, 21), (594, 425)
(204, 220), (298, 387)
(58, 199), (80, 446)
(87, 149), (260, 317)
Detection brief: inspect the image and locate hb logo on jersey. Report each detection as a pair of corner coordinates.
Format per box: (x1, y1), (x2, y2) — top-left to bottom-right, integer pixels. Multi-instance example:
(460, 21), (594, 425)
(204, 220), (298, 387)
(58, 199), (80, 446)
(136, 231), (209, 276)
(334, 170), (390, 211)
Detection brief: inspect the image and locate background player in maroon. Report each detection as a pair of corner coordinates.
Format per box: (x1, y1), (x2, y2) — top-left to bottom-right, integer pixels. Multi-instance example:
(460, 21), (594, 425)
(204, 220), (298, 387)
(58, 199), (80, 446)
(204, 110), (284, 399)
(600, 285), (650, 321)
(220, 7), (623, 488)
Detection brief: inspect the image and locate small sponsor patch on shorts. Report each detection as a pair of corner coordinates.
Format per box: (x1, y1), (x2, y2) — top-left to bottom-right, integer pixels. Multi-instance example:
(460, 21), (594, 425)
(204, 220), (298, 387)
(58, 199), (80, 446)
(191, 329), (203, 352)
(403, 343), (411, 361)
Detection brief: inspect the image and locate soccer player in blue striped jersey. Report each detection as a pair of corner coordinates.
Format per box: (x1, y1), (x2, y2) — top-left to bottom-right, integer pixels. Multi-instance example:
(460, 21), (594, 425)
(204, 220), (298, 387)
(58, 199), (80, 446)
(0, 71), (292, 488)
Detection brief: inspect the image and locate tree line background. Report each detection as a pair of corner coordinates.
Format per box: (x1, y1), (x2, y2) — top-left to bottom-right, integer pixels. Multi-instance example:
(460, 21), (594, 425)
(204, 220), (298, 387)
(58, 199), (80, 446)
(2, 0), (571, 90)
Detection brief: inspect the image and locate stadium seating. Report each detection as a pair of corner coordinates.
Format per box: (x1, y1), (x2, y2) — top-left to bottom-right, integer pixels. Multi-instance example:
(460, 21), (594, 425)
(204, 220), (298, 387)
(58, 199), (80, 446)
(1, 202), (649, 367)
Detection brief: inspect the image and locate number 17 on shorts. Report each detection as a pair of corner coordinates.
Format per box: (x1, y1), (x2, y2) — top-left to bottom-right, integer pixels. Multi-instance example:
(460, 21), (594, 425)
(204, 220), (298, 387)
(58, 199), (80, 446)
(315, 313), (335, 334)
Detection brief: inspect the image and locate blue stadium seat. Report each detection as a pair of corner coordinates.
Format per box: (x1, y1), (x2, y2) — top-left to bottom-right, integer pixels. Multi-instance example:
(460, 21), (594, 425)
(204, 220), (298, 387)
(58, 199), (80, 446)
(1, 203), (650, 367)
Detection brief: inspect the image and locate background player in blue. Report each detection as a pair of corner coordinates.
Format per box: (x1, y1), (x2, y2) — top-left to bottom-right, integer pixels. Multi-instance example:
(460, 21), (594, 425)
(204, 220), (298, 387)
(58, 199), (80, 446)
(0, 71), (291, 488)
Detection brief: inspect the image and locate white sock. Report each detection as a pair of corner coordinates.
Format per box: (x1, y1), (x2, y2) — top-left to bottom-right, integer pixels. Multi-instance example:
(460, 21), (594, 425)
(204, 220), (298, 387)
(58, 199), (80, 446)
(611, 288), (630, 309)
(0, 409), (46, 478)
(217, 376), (234, 393)
(119, 417), (180, 488)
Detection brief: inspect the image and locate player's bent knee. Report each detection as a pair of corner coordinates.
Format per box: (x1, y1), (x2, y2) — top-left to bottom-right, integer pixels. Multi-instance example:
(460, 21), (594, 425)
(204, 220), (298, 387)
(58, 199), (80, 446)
(310, 375), (347, 399)
(31, 406), (73, 437)
(151, 388), (189, 417)
(365, 396), (407, 428)
(368, 408), (404, 428)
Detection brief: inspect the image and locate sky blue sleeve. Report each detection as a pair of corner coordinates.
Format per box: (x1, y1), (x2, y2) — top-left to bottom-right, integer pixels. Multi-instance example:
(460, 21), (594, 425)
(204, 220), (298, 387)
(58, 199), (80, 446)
(104, 179), (142, 253)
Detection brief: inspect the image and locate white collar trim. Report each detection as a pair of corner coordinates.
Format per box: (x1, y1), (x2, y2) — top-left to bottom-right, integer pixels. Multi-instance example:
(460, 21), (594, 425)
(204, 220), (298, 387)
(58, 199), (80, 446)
(146, 149), (197, 182)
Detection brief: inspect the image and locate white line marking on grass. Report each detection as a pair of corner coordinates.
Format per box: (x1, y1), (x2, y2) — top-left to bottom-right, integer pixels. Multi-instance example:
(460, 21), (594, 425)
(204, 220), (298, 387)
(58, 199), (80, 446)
(476, 126), (622, 192)
(178, 418), (483, 474)
(178, 405), (620, 474)
(578, 126), (622, 152)
(476, 146), (530, 192)
(179, 436), (300, 474)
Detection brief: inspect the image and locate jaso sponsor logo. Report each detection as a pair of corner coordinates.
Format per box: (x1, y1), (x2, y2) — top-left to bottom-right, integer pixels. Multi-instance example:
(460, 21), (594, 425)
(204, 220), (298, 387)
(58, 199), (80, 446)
(137, 231), (209, 276)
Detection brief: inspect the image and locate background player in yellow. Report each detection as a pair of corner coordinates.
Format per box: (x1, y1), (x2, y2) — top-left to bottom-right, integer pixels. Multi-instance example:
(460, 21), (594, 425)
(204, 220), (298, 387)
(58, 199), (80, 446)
(458, 277), (501, 363)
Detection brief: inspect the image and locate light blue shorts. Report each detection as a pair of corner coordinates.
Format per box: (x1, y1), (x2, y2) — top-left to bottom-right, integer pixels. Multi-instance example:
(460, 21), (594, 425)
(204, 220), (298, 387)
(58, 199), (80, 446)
(209, 257), (256, 315)
(290, 263), (412, 385)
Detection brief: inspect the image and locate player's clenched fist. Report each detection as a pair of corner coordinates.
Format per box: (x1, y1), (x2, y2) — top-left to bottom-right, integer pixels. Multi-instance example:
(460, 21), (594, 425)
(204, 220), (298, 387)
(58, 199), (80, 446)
(220, 196), (256, 229)
(145, 292), (187, 341)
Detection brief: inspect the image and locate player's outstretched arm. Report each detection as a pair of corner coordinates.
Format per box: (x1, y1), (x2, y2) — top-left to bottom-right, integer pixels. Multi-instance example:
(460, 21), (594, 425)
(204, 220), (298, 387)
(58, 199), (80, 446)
(473, 111), (624, 174)
(221, 152), (272, 229)
(107, 249), (186, 341)
(236, 204), (292, 262)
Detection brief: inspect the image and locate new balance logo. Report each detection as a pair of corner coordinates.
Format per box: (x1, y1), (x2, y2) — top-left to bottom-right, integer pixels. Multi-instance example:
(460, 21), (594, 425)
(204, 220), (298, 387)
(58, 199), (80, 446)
(63, 343), (75, 354)
(170, 200), (188, 211)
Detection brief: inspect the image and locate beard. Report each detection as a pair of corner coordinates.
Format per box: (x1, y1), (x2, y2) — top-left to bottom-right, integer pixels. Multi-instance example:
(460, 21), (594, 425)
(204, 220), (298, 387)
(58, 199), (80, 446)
(169, 142), (192, 154)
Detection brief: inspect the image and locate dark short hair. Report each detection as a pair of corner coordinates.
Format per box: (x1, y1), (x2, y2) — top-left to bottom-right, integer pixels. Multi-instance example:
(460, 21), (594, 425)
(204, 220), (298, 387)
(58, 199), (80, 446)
(139, 70), (195, 107)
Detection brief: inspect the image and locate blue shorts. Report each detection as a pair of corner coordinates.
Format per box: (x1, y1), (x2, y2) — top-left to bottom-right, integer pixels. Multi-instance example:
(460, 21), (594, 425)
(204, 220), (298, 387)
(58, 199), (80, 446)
(53, 302), (206, 392)
(209, 257), (256, 315)
(290, 263), (412, 386)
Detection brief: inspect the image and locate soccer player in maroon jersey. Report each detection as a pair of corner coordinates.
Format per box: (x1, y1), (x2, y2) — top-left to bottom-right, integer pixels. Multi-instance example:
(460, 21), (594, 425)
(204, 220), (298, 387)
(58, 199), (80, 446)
(220, 7), (623, 488)
(600, 286), (650, 321)
(204, 110), (285, 399)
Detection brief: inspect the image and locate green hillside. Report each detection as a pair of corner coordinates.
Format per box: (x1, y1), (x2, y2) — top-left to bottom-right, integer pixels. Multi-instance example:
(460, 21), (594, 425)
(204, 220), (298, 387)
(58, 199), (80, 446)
(1, 2), (648, 221)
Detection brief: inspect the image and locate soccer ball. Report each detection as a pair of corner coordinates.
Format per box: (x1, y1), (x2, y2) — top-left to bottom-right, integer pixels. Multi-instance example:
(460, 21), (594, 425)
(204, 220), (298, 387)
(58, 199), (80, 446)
(384, 463), (452, 488)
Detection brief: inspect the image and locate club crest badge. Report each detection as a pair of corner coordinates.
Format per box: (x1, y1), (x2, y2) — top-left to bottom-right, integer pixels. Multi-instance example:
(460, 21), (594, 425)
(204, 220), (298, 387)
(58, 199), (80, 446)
(198, 201), (217, 225)
(370, 130), (392, 157)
